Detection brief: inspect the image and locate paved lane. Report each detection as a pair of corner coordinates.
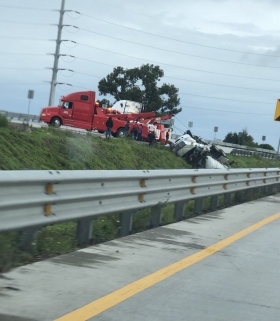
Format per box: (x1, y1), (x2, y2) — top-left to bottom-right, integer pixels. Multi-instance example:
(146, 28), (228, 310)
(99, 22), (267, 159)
(89, 215), (280, 321)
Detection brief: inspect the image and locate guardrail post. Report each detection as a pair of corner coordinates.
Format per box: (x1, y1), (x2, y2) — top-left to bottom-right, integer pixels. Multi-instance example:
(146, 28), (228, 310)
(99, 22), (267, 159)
(224, 193), (232, 206)
(255, 187), (260, 195)
(235, 191), (243, 203)
(210, 195), (219, 211)
(194, 197), (204, 214)
(277, 183), (280, 192)
(174, 201), (186, 221)
(119, 210), (134, 237)
(77, 217), (94, 245)
(245, 188), (253, 200)
(267, 184), (273, 194)
(260, 186), (267, 195)
(20, 227), (40, 251)
(150, 207), (162, 228)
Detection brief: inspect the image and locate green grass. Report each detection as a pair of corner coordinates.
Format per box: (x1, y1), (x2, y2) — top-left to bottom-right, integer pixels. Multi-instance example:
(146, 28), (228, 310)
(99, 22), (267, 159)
(0, 125), (278, 273)
(0, 127), (191, 170)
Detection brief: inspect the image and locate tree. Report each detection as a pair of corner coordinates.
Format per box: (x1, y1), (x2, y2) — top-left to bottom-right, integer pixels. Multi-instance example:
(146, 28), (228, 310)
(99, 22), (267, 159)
(259, 144), (274, 151)
(224, 129), (258, 147)
(98, 64), (181, 115)
(96, 99), (112, 107)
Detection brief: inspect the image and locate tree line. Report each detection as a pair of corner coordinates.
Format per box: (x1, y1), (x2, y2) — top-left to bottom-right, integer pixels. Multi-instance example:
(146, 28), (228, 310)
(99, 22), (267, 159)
(223, 129), (274, 150)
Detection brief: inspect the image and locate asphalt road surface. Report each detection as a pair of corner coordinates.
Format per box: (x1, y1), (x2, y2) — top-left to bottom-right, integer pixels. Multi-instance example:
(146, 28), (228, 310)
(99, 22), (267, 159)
(1, 194), (280, 321)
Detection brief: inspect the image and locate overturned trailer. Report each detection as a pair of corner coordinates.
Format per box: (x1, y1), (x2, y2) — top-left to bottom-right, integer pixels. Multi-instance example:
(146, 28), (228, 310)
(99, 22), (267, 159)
(170, 130), (231, 169)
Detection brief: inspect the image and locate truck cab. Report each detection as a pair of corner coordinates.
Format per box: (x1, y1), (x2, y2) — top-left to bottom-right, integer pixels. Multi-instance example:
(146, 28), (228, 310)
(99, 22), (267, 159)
(40, 91), (96, 130)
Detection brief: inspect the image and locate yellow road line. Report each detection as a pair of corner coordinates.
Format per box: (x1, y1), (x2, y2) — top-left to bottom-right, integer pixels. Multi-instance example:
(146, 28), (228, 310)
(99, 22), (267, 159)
(54, 212), (280, 321)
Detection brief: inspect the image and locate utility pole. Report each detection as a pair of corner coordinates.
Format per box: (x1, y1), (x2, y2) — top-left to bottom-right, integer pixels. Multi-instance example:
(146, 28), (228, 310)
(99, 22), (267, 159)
(48, 0), (66, 106)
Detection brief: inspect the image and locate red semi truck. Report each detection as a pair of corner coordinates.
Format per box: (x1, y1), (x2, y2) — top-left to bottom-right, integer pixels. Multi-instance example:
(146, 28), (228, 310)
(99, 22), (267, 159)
(40, 90), (173, 142)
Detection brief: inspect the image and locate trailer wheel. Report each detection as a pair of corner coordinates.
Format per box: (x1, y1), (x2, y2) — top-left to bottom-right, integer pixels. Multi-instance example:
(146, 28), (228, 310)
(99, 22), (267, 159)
(116, 128), (126, 138)
(51, 117), (62, 128)
(98, 130), (105, 134)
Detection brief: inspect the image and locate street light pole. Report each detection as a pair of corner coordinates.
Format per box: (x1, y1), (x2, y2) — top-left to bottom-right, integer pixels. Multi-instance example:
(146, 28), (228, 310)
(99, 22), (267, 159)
(261, 135), (266, 154)
(214, 126), (218, 141)
(27, 90), (34, 114)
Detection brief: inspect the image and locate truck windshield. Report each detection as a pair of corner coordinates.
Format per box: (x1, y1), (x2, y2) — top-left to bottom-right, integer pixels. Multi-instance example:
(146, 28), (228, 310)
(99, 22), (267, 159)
(58, 100), (63, 106)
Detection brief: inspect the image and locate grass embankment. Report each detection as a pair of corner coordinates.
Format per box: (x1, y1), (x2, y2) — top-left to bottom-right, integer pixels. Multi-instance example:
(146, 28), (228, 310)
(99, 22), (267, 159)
(0, 126), (278, 272)
(0, 127), (190, 170)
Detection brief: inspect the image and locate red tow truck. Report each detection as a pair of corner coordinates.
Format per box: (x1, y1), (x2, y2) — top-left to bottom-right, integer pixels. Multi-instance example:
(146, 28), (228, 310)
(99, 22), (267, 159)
(40, 90), (173, 142)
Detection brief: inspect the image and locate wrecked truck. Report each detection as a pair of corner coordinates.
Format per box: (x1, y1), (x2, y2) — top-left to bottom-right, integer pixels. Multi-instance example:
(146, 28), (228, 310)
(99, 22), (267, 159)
(170, 130), (231, 169)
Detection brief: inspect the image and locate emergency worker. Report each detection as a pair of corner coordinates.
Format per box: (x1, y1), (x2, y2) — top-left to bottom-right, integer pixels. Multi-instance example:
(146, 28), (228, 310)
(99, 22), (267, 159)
(105, 117), (113, 139)
(125, 121), (130, 137)
(165, 129), (171, 145)
(132, 121), (138, 140)
(137, 124), (143, 141)
(148, 131), (156, 147)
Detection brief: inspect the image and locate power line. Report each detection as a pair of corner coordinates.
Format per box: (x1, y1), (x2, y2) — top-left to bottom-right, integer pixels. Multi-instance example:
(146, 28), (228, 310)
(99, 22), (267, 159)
(173, 125), (185, 134)
(75, 56), (115, 67)
(180, 105), (272, 115)
(58, 67), (275, 104)
(174, 116), (188, 130)
(0, 52), (47, 56)
(0, 19), (55, 26)
(0, 68), (46, 70)
(0, 36), (54, 41)
(57, 68), (103, 79)
(68, 54), (280, 82)
(0, 83), (47, 86)
(180, 92), (271, 104)
(73, 11), (280, 59)
(70, 39), (280, 77)
(90, 0), (159, 19)
(165, 75), (279, 93)
(70, 26), (280, 70)
(61, 43), (280, 92)
(56, 67), (279, 107)
(0, 4), (53, 11)
(74, 71), (102, 78)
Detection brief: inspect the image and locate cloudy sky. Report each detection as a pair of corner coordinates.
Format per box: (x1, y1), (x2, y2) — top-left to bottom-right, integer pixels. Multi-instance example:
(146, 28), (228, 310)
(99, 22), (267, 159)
(1, 0), (280, 148)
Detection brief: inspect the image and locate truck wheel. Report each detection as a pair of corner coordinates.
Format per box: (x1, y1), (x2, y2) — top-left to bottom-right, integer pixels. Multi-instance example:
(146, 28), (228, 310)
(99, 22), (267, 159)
(51, 117), (62, 128)
(218, 149), (226, 157)
(98, 130), (105, 134)
(116, 128), (126, 138)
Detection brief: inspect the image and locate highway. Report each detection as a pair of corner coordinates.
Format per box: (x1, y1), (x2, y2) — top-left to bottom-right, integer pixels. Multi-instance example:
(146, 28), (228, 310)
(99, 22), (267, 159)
(1, 194), (280, 321)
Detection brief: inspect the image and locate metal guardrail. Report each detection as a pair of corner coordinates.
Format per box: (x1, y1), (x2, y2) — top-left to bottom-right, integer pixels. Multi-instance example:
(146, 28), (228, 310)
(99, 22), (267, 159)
(206, 139), (277, 155)
(0, 110), (40, 122)
(1, 169), (279, 245)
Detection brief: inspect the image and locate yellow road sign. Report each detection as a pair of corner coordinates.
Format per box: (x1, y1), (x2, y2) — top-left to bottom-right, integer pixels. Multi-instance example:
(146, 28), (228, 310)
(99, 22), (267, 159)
(275, 99), (280, 121)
